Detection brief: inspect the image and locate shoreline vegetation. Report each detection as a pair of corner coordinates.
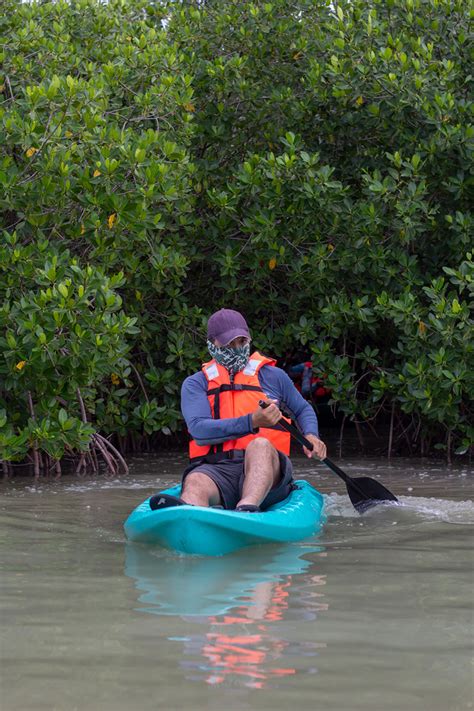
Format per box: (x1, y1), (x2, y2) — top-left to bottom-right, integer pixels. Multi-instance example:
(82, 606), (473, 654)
(1, 0), (472, 476)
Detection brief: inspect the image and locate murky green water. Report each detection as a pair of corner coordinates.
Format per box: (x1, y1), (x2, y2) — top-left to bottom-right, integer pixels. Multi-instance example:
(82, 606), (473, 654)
(1, 454), (473, 711)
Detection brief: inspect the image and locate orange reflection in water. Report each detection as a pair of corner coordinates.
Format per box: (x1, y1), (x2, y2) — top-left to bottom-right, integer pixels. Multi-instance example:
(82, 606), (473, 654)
(178, 575), (328, 689)
(191, 576), (322, 689)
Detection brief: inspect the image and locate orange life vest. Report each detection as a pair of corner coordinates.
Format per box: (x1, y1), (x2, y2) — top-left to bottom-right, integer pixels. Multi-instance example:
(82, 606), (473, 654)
(188, 351), (291, 462)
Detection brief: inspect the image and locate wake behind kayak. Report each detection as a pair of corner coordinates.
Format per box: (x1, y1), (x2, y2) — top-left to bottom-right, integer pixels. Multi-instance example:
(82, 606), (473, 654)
(124, 480), (325, 556)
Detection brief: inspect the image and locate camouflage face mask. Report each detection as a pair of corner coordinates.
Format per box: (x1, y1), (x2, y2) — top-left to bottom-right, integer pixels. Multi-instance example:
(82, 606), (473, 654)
(207, 340), (251, 374)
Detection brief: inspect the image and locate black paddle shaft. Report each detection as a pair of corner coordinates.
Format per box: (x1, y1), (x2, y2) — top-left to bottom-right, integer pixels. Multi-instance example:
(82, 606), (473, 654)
(258, 400), (398, 512)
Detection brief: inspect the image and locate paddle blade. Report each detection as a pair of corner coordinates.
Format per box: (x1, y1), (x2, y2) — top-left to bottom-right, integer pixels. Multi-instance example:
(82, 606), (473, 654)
(346, 476), (398, 514)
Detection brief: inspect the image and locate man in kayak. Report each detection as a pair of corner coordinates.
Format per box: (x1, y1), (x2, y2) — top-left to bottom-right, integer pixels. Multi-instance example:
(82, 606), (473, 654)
(150, 309), (326, 512)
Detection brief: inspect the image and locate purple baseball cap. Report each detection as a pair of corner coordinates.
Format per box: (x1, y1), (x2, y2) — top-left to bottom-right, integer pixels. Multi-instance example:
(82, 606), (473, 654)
(207, 309), (250, 345)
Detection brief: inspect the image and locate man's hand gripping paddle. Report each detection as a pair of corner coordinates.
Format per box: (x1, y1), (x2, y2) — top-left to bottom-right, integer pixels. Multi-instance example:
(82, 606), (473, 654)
(258, 400), (398, 513)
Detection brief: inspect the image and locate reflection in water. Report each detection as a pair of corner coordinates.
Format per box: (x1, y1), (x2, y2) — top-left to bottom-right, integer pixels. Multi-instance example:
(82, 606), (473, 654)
(2, 460), (472, 711)
(180, 578), (328, 689)
(125, 543), (328, 689)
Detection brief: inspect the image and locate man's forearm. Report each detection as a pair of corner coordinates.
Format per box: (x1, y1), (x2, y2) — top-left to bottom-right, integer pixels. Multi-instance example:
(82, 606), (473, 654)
(187, 414), (255, 445)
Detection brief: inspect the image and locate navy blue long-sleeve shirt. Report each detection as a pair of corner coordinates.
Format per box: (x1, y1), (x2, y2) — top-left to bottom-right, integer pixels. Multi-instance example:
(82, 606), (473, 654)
(181, 364), (319, 447)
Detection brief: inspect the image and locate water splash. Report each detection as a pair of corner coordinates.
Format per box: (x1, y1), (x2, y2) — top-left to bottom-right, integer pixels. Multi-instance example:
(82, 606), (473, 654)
(324, 492), (474, 525)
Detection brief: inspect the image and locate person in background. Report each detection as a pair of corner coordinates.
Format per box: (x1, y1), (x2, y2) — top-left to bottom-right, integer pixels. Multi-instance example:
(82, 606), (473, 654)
(150, 309), (327, 512)
(288, 361), (331, 402)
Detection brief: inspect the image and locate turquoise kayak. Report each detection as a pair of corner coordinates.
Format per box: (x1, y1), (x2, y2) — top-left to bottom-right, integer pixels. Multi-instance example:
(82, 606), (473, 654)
(123, 480), (325, 556)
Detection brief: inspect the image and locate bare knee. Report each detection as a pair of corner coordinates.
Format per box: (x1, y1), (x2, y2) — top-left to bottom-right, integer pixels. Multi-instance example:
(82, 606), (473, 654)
(246, 437), (279, 465)
(182, 471), (220, 506)
(245, 438), (280, 481)
(182, 471), (215, 495)
(246, 437), (276, 455)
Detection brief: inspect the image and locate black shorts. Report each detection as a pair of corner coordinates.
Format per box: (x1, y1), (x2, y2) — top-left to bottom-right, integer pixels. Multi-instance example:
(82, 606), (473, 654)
(182, 450), (294, 510)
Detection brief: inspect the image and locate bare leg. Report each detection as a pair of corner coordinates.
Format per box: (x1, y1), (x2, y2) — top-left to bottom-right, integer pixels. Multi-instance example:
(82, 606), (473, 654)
(181, 471), (221, 507)
(237, 438), (281, 508)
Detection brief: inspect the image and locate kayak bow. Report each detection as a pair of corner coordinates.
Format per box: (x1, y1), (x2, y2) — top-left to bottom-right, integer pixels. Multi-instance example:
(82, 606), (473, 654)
(124, 480), (325, 556)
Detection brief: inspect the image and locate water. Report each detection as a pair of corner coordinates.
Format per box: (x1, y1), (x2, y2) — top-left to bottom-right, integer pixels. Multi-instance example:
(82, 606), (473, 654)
(1, 454), (473, 711)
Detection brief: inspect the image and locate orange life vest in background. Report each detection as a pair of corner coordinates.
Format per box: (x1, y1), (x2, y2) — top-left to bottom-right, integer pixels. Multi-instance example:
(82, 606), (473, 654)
(188, 351), (291, 462)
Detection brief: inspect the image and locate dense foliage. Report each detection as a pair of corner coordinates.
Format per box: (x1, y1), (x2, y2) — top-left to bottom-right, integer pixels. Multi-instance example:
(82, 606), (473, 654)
(1, 0), (472, 472)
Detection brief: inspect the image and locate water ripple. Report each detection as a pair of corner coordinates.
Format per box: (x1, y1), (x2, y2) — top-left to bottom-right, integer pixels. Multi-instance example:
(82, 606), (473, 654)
(324, 492), (474, 525)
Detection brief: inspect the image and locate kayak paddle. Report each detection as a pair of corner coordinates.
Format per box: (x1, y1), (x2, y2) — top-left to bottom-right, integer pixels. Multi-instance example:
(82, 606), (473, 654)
(258, 400), (398, 513)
